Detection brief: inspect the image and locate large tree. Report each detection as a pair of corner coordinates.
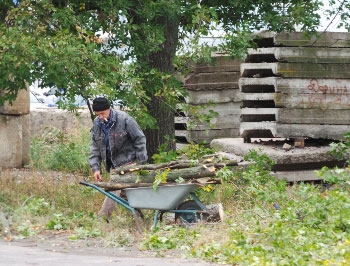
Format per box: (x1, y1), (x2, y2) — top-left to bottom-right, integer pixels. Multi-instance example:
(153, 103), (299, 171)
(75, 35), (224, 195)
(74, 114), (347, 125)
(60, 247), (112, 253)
(1, 0), (349, 160)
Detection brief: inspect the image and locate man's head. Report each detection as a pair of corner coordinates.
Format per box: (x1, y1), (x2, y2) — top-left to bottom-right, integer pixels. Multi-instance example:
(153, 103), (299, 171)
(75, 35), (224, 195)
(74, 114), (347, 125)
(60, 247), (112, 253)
(93, 97), (111, 122)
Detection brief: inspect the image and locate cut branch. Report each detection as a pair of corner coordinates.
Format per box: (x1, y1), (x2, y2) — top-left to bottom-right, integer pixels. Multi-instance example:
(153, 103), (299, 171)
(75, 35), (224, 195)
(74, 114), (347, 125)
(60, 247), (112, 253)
(94, 178), (222, 191)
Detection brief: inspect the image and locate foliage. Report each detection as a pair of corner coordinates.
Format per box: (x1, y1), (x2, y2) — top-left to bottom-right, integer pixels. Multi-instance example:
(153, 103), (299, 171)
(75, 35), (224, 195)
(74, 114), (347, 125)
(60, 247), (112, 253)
(152, 142), (179, 164)
(179, 142), (216, 160)
(328, 132), (350, 166)
(187, 150), (350, 265)
(142, 225), (201, 252)
(153, 168), (170, 191)
(29, 126), (91, 176)
(315, 132), (350, 186)
(1, 0), (339, 159)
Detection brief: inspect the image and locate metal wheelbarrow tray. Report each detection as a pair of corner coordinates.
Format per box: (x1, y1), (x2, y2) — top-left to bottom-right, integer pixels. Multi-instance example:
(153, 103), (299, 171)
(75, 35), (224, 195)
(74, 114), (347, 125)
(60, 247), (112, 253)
(124, 183), (199, 210)
(79, 181), (209, 233)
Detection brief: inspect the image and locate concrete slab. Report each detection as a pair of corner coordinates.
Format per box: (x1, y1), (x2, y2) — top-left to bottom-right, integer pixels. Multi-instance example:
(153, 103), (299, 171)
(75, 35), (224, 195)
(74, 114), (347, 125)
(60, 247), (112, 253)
(210, 138), (342, 173)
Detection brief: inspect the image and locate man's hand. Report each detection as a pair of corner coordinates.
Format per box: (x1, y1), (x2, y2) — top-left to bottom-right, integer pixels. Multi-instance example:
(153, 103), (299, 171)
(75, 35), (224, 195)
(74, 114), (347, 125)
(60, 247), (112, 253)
(93, 170), (102, 182)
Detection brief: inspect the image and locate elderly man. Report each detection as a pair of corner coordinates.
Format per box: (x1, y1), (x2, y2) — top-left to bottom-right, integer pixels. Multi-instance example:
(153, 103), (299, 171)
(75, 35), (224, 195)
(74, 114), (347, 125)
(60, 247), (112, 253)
(89, 97), (148, 221)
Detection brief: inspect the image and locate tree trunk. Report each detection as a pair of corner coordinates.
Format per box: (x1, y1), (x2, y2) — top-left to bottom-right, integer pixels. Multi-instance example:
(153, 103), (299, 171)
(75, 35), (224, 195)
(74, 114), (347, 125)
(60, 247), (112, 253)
(128, 7), (180, 162)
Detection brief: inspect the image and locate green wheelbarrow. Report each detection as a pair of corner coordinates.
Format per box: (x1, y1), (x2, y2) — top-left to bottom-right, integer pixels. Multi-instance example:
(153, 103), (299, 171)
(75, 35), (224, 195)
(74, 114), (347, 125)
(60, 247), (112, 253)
(79, 181), (210, 234)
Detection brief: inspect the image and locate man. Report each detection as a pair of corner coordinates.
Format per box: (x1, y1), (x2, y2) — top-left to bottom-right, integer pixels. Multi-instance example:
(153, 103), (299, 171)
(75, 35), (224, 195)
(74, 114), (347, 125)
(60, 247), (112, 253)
(89, 97), (148, 221)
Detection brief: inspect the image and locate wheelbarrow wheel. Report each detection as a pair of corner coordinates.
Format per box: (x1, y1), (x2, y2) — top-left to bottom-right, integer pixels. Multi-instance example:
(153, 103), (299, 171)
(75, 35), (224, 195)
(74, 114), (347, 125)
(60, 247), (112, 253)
(175, 200), (208, 225)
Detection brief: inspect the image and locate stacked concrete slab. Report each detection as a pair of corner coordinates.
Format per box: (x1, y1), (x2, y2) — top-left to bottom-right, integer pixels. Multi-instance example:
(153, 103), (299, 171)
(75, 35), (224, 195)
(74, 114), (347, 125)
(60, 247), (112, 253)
(240, 32), (350, 141)
(176, 54), (242, 143)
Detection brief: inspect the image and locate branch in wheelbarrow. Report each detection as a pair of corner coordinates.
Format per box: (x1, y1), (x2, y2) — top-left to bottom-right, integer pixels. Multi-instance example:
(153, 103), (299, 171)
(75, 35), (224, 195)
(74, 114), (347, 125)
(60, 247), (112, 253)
(111, 162), (235, 184)
(111, 159), (237, 175)
(111, 160), (198, 175)
(93, 178), (222, 191)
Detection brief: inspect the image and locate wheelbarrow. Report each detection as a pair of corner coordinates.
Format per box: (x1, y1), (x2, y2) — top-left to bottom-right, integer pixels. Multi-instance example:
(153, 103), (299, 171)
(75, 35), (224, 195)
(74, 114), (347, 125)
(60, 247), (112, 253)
(79, 181), (211, 234)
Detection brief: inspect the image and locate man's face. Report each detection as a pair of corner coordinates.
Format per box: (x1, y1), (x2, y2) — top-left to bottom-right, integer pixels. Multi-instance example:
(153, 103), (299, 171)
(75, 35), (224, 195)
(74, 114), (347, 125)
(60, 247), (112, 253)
(95, 108), (111, 123)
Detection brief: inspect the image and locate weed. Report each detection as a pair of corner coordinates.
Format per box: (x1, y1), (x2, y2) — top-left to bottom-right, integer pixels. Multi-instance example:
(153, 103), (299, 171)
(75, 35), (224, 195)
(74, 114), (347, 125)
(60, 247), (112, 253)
(29, 126), (91, 176)
(2, 128), (349, 265)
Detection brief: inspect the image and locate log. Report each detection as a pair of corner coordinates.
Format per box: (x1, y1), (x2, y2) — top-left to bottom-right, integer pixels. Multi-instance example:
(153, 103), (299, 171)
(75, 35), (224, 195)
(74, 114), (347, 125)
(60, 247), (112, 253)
(206, 203), (224, 222)
(94, 178), (222, 191)
(112, 164), (224, 183)
(111, 160), (237, 183)
(111, 159), (237, 175)
(111, 160), (200, 175)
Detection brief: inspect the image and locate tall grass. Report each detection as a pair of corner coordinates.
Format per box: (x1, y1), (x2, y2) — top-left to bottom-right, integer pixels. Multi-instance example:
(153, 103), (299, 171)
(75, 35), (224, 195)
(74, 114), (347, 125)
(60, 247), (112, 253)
(29, 126), (91, 176)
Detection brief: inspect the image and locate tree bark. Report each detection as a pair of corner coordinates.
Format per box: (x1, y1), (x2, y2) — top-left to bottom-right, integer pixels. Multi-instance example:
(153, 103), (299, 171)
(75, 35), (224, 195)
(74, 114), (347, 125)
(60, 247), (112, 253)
(111, 162), (236, 183)
(111, 159), (237, 175)
(128, 6), (180, 161)
(94, 177), (222, 191)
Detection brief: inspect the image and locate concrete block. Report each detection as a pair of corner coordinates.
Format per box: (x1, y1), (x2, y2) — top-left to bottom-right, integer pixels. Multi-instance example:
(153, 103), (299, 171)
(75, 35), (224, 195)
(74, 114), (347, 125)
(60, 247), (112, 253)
(274, 93), (350, 109)
(277, 109), (350, 124)
(185, 71), (241, 84)
(176, 114), (240, 130)
(186, 89), (241, 104)
(191, 56), (242, 73)
(29, 109), (91, 138)
(0, 89), (30, 115)
(0, 115), (25, 168)
(181, 128), (240, 144)
(240, 77), (350, 95)
(276, 124), (350, 140)
(185, 82), (239, 91)
(22, 114), (31, 165)
(210, 137), (338, 172)
(246, 47), (350, 63)
(241, 62), (350, 78)
(274, 32), (350, 48)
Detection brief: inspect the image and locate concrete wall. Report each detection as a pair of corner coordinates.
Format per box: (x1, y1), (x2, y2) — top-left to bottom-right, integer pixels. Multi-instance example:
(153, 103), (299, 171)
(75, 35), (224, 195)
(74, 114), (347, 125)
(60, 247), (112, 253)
(0, 103), (91, 169)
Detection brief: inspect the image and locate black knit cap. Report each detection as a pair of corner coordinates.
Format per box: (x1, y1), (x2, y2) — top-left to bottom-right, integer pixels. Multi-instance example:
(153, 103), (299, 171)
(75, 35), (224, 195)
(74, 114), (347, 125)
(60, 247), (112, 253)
(92, 97), (110, 112)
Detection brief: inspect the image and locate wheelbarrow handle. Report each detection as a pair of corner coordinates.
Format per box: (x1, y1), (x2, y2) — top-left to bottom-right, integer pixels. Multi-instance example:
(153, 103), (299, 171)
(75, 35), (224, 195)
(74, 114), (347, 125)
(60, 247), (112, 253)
(79, 180), (90, 186)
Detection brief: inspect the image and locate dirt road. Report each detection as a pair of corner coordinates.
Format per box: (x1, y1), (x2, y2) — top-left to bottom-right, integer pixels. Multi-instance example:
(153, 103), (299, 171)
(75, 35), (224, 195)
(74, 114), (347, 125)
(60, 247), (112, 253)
(0, 238), (216, 266)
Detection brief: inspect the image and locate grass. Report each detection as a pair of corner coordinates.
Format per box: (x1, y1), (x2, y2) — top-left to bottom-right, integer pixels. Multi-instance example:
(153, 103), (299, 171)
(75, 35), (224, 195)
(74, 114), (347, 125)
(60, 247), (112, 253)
(0, 126), (349, 265)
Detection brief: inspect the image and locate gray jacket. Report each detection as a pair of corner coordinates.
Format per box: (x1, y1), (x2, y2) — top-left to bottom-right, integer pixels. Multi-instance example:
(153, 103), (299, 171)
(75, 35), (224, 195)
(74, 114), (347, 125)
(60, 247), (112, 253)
(89, 108), (148, 172)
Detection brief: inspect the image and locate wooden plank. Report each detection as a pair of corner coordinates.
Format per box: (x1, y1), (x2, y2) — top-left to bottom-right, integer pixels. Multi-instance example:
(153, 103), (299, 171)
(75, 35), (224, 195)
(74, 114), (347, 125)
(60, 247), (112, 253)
(241, 62), (350, 78)
(246, 47), (350, 63)
(277, 108), (350, 124)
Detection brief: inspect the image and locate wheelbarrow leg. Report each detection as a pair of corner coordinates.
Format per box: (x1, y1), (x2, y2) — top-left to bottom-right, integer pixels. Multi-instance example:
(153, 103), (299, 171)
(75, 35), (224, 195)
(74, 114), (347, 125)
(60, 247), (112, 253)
(132, 212), (143, 235)
(79, 181), (143, 234)
(152, 211), (164, 230)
